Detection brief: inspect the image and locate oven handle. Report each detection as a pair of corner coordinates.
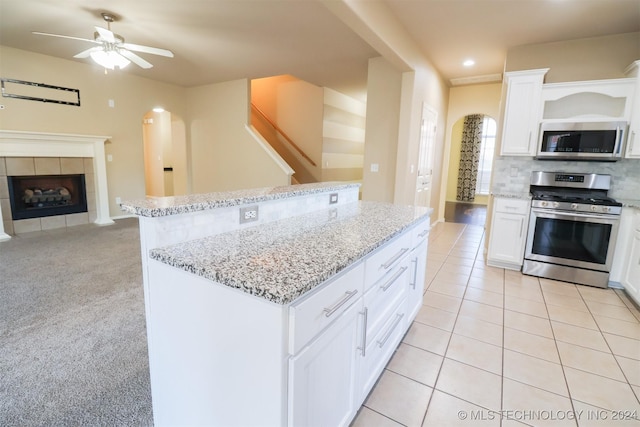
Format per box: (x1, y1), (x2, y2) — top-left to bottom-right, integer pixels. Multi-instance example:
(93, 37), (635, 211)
(531, 208), (620, 221)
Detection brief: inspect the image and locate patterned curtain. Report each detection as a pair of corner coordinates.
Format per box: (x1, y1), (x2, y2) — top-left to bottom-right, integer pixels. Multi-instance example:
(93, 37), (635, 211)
(456, 114), (484, 202)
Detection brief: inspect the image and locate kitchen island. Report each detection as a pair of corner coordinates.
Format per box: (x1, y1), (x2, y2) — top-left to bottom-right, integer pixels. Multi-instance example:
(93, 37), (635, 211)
(122, 183), (431, 426)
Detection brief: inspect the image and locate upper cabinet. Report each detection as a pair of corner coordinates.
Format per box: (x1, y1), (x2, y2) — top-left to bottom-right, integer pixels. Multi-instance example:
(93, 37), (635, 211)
(625, 60), (640, 158)
(499, 69), (549, 156)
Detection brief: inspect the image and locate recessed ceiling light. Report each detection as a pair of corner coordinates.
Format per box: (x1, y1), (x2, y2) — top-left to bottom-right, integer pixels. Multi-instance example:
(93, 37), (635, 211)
(463, 59), (475, 67)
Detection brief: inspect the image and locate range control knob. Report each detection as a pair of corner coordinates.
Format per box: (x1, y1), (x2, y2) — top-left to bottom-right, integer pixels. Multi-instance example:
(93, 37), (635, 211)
(540, 201), (548, 207)
(553, 202), (560, 208)
(603, 206), (611, 213)
(571, 203), (578, 210)
(591, 205), (598, 212)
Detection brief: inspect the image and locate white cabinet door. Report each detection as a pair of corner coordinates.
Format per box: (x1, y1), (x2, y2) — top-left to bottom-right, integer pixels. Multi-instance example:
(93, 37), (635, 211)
(625, 82), (640, 158)
(407, 241), (427, 322)
(625, 61), (640, 158)
(487, 198), (530, 269)
(357, 296), (407, 403)
(488, 211), (527, 266)
(288, 301), (361, 427)
(627, 127), (640, 158)
(500, 69), (548, 156)
(622, 228), (640, 305)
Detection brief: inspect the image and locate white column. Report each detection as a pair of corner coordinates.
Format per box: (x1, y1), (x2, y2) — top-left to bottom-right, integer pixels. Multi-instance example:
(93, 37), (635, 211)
(92, 138), (114, 226)
(0, 201), (11, 241)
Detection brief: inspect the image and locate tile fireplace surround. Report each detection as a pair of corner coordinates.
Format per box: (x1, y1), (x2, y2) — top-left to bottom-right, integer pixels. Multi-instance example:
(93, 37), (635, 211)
(0, 131), (113, 241)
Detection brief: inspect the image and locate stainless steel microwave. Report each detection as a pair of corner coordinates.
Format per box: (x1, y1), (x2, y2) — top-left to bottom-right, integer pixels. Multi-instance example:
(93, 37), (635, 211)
(536, 121), (627, 161)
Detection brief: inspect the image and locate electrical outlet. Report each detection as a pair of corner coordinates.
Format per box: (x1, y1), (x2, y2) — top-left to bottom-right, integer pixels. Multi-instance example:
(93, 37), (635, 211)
(239, 205), (259, 224)
(328, 208), (338, 220)
(329, 193), (338, 205)
(115, 197), (122, 205)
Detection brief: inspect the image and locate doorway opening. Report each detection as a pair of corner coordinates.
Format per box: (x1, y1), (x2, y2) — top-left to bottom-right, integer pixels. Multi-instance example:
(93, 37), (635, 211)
(142, 109), (188, 197)
(444, 114), (496, 226)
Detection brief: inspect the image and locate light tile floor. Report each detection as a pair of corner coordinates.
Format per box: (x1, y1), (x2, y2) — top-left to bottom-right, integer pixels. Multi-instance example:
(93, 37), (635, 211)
(352, 222), (640, 427)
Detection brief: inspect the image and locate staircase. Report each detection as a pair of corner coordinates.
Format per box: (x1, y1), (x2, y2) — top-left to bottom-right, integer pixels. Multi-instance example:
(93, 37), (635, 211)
(251, 76), (365, 186)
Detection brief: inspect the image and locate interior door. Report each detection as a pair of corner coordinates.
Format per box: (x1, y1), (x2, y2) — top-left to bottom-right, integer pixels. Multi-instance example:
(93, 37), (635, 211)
(415, 104), (437, 207)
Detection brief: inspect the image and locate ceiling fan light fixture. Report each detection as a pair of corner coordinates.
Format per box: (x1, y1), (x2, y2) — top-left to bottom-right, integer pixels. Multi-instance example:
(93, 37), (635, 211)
(90, 49), (130, 70)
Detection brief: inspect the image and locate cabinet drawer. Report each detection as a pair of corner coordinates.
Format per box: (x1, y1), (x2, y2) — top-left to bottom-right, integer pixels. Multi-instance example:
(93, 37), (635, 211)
(363, 260), (409, 338)
(410, 218), (430, 249)
(358, 295), (407, 398)
(364, 233), (412, 292)
(289, 262), (364, 355)
(494, 197), (530, 215)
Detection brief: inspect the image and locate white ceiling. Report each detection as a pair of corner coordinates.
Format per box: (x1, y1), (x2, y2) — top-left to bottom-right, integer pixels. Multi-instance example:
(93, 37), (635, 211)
(0, 0), (639, 101)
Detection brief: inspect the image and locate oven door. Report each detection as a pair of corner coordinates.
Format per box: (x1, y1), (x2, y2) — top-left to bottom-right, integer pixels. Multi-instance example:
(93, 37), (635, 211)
(524, 208), (620, 272)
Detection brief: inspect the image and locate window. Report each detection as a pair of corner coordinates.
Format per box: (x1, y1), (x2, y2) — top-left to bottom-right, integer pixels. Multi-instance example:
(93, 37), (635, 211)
(475, 116), (496, 195)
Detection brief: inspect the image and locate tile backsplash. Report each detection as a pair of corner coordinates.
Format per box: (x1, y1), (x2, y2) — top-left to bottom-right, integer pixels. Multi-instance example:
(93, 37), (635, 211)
(491, 156), (640, 200)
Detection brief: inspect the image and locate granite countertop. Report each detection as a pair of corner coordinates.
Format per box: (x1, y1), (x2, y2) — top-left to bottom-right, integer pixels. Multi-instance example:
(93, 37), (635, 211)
(149, 201), (432, 305)
(120, 182), (361, 217)
(620, 200), (640, 209)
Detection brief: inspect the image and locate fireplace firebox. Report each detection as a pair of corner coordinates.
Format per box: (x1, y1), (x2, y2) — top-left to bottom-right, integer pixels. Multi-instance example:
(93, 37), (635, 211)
(7, 174), (88, 220)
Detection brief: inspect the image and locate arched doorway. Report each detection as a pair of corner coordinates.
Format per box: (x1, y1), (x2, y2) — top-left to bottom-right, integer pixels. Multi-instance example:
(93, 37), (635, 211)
(142, 109), (188, 197)
(443, 114), (496, 225)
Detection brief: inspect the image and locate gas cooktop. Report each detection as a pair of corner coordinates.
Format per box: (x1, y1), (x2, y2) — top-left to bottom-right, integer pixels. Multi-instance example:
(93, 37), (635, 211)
(529, 171), (622, 215)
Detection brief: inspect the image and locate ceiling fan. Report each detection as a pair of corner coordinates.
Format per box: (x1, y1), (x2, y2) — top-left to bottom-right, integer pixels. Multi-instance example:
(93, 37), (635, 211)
(32, 12), (174, 70)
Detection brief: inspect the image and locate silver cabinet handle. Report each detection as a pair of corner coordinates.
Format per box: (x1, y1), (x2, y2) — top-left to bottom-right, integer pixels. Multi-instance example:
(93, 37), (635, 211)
(519, 217), (524, 238)
(410, 258), (418, 290)
(358, 308), (368, 357)
(381, 266), (408, 291)
(614, 126), (624, 156)
(381, 248), (409, 269)
(323, 289), (358, 318)
(377, 313), (405, 348)
(418, 229), (429, 238)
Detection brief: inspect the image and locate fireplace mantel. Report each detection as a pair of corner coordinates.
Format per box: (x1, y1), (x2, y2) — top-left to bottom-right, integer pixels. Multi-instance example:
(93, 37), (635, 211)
(0, 130), (114, 241)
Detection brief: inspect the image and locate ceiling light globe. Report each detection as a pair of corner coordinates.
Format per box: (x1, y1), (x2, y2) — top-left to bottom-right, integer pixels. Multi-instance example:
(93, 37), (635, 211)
(90, 50), (130, 70)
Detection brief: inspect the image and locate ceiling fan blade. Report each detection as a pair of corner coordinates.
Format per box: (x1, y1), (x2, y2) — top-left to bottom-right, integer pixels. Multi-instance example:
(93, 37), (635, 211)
(94, 26), (115, 43)
(119, 49), (153, 69)
(122, 42), (174, 58)
(32, 31), (97, 44)
(74, 46), (102, 58)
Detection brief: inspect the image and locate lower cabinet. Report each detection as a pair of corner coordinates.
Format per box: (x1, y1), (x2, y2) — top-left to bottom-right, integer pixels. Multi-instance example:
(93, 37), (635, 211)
(288, 300), (361, 427)
(487, 197), (530, 270)
(621, 210), (640, 305)
(407, 239), (428, 321)
(288, 220), (427, 426)
(144, 214), (431, 426)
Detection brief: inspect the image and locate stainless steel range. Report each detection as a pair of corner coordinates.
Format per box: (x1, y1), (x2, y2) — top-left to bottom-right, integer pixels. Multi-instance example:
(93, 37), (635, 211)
(522, 171), (622, 288)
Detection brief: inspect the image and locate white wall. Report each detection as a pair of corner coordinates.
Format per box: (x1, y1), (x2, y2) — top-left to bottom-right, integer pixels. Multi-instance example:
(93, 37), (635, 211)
(440, 83), (502, 214)
(394, 66), (449, 213)
(0, 46), (187, 217)
(324, 1), (450, 211)
(278, 80), (325, 180)
(506, 32), (640, 82)
(188, 79), (291, 193)
(362, 57), (402, 202)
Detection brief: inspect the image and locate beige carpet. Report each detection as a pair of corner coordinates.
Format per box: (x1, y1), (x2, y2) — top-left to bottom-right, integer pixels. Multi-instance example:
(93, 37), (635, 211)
(0, 218), (153, 426)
